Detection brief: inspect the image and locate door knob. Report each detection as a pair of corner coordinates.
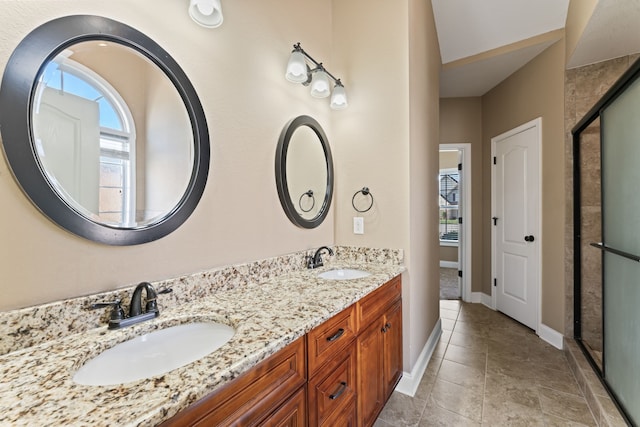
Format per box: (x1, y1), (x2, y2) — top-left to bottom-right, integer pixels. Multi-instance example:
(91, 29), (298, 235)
(524, 235), (535, 242)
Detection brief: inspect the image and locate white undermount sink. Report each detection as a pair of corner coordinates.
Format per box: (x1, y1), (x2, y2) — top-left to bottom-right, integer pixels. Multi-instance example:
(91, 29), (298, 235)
(318, 268), (371, 280)
(73, 322), (235, 386)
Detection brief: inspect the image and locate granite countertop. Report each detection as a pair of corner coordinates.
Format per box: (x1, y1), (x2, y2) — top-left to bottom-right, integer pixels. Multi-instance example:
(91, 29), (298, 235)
(0, 262), (404, 427)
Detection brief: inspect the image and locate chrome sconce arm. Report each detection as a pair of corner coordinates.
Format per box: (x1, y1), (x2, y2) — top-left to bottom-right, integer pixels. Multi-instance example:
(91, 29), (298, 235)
(285, 42), (348, 110)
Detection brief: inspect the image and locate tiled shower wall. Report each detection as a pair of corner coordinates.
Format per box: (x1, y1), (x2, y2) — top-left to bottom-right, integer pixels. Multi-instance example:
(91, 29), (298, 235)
(564, 53), (640, 339)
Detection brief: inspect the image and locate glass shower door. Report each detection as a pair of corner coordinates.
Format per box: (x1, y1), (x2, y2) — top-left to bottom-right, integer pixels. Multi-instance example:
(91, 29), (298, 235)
(601, 74), (640, 426)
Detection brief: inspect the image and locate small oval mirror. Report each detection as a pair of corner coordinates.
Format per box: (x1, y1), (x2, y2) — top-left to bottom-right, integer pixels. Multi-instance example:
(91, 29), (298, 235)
(275, 116), (333, 228)
(0, 16), (210, 245)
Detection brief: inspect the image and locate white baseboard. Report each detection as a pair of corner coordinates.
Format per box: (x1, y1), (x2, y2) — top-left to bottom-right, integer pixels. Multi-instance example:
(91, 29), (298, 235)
(470, 292), (482, 303)
(439, 261), (459, 269)
(480, 292), (493, 309)
(538, 323), (564, 350)
(395, 318), (442, 397)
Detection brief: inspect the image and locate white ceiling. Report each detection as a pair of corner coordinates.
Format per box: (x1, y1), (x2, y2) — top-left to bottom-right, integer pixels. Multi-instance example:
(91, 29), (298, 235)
(432, 0), (640, 98)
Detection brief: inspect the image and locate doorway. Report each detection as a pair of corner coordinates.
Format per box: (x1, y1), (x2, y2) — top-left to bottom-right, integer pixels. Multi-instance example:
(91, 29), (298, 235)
(491, 118), (541, 331)
(439, 144), (471, 302)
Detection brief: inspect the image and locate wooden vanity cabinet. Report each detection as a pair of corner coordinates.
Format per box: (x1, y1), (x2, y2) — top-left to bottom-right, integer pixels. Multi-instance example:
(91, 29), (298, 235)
(160, 337), (306, 427)
(160, 275), (402, 427)
(355, 276), (403, 427)
(307, 305), (357, 426)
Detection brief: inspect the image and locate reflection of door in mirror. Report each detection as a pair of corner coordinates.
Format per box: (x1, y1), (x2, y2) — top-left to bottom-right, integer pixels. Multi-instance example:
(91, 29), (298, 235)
(31, 41), (193, 228)
(34, 89), (100, 214)
(286, 126), (327, 220)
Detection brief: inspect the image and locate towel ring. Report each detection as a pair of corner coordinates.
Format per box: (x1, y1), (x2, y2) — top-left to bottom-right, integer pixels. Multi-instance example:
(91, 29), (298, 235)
(298, 190), (315, 213)
(352, 187), (374, 213)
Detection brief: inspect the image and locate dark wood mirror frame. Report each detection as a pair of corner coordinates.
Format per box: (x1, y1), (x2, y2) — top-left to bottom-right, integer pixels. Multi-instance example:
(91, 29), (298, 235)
(275, 115), (333, 229)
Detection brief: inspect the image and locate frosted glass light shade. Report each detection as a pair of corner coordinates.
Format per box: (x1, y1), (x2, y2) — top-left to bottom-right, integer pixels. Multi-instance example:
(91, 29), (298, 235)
(330, 84), (348, 110)
(285, 51), (308, 83)
(310, 70), (331, 98)
(189, 0), (224, 28)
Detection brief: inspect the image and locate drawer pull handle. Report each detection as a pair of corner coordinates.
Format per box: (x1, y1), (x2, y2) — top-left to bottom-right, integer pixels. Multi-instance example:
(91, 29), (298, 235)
(326, 328), (345, 342)
(381, 323), (392, 333)
(329, 382), (347, 400)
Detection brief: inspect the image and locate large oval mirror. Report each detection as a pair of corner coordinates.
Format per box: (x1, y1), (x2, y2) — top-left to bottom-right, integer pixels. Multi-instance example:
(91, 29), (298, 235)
(275, 116), (333, 228)
(0, 16), (209, 245)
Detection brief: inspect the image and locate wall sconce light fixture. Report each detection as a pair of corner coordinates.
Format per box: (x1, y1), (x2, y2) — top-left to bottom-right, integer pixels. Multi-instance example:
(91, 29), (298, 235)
(285, 43), (348, 110)
(189, 0), (224, 28)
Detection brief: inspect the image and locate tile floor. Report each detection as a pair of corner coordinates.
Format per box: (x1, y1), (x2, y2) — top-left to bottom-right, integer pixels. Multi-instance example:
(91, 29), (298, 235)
(374, 300), (597, 426)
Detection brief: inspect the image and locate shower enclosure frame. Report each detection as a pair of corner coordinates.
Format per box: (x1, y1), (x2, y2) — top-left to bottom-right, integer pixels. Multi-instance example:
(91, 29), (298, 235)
(573, 57), (640, 427)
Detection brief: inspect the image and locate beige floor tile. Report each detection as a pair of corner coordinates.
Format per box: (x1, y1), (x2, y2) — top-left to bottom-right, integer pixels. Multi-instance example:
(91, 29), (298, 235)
(440, 308), (460, 320)
(413, 373), (436, 402)
(440, 300), (461, 311)
(377, 302), (598, 427)
(444, 343), (487, 369)
(482, 394), (546, 426)
(544, 413), (594, 426)
(419, 396), (480, 427)
(452, 320), (492, 338)
(449, 331), (488, 352)
(440, 329), (452, 344)
(484, 371), (541, 409)
(538, 387), (597, 426)
(437, 359), (485, 390)
(425, 355), (443, 377)
(534, 365), (582, 396)
(441, 318), (456, 331)
(430, 379), (484, 422)
(377, 391), (426, 426)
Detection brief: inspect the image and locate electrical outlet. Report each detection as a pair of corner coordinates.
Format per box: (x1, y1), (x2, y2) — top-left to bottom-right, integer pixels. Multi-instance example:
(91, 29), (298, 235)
(353, 217), (364, 234)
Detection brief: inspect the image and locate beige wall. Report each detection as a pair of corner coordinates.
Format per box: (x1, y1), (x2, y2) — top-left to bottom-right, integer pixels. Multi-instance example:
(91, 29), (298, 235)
(332, 0), (441, 371)
(0, 0), (335, 311)
(482, 39), (566, 332)
(439, 98), (483, 289)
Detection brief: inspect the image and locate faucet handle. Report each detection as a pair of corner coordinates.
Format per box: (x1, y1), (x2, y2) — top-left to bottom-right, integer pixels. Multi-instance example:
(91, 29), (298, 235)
(145, 288), (173, 313)
(90, 299), (126, 321)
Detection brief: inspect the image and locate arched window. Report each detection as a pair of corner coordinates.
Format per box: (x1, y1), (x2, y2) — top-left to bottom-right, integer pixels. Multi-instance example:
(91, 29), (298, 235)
(37, 54), (137, 226)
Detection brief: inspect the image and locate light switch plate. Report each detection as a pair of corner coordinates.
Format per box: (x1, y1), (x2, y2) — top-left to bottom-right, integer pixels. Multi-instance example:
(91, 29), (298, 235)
(353, 217), (364, 234)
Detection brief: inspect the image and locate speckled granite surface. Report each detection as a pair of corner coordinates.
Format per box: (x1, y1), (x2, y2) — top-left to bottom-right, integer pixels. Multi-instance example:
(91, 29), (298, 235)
(0, 246), (403, 426)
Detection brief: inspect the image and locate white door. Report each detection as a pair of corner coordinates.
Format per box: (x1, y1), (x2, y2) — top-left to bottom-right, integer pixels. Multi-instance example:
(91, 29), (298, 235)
(33, 88), (101, 213)
(492, 119), (540, 330)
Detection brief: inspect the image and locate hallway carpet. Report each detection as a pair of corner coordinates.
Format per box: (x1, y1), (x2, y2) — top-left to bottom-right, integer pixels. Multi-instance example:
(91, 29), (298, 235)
(374, 301), (597, 426)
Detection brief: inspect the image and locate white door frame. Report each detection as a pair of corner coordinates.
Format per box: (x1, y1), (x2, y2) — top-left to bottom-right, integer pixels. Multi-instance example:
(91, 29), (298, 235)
(490, 118), (542, 334)
(439, 143), (472, 303)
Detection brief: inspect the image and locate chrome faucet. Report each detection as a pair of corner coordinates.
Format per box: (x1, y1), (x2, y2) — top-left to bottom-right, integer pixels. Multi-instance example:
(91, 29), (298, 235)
(91, 282), (172, 330)
(308, 246), (334, 269)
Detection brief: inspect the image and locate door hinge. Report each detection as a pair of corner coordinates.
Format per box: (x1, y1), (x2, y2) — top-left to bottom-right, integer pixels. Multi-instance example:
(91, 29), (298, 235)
(458, 163), (462, 171)
(458, 270), (463, 278)
(458, 217), (463, 224)
(493, 156), (497, 165)
(493, 278), (497, 287)
(492, 216), (498, 226)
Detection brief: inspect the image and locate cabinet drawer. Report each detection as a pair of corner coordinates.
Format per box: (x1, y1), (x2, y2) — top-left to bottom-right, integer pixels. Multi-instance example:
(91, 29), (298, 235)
(356, 276), (401, 331)
(308, 341), (357, 426)
(307, 305), (356, 376)
(160, 337), (306, 427)
(260, 386), (306, 427)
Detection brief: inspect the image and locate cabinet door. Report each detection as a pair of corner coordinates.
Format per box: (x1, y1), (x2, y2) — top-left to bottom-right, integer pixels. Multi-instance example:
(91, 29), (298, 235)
(260, 386), (306, 427)
(383, 300), (403, 399)
(356, 319), (384, 427)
